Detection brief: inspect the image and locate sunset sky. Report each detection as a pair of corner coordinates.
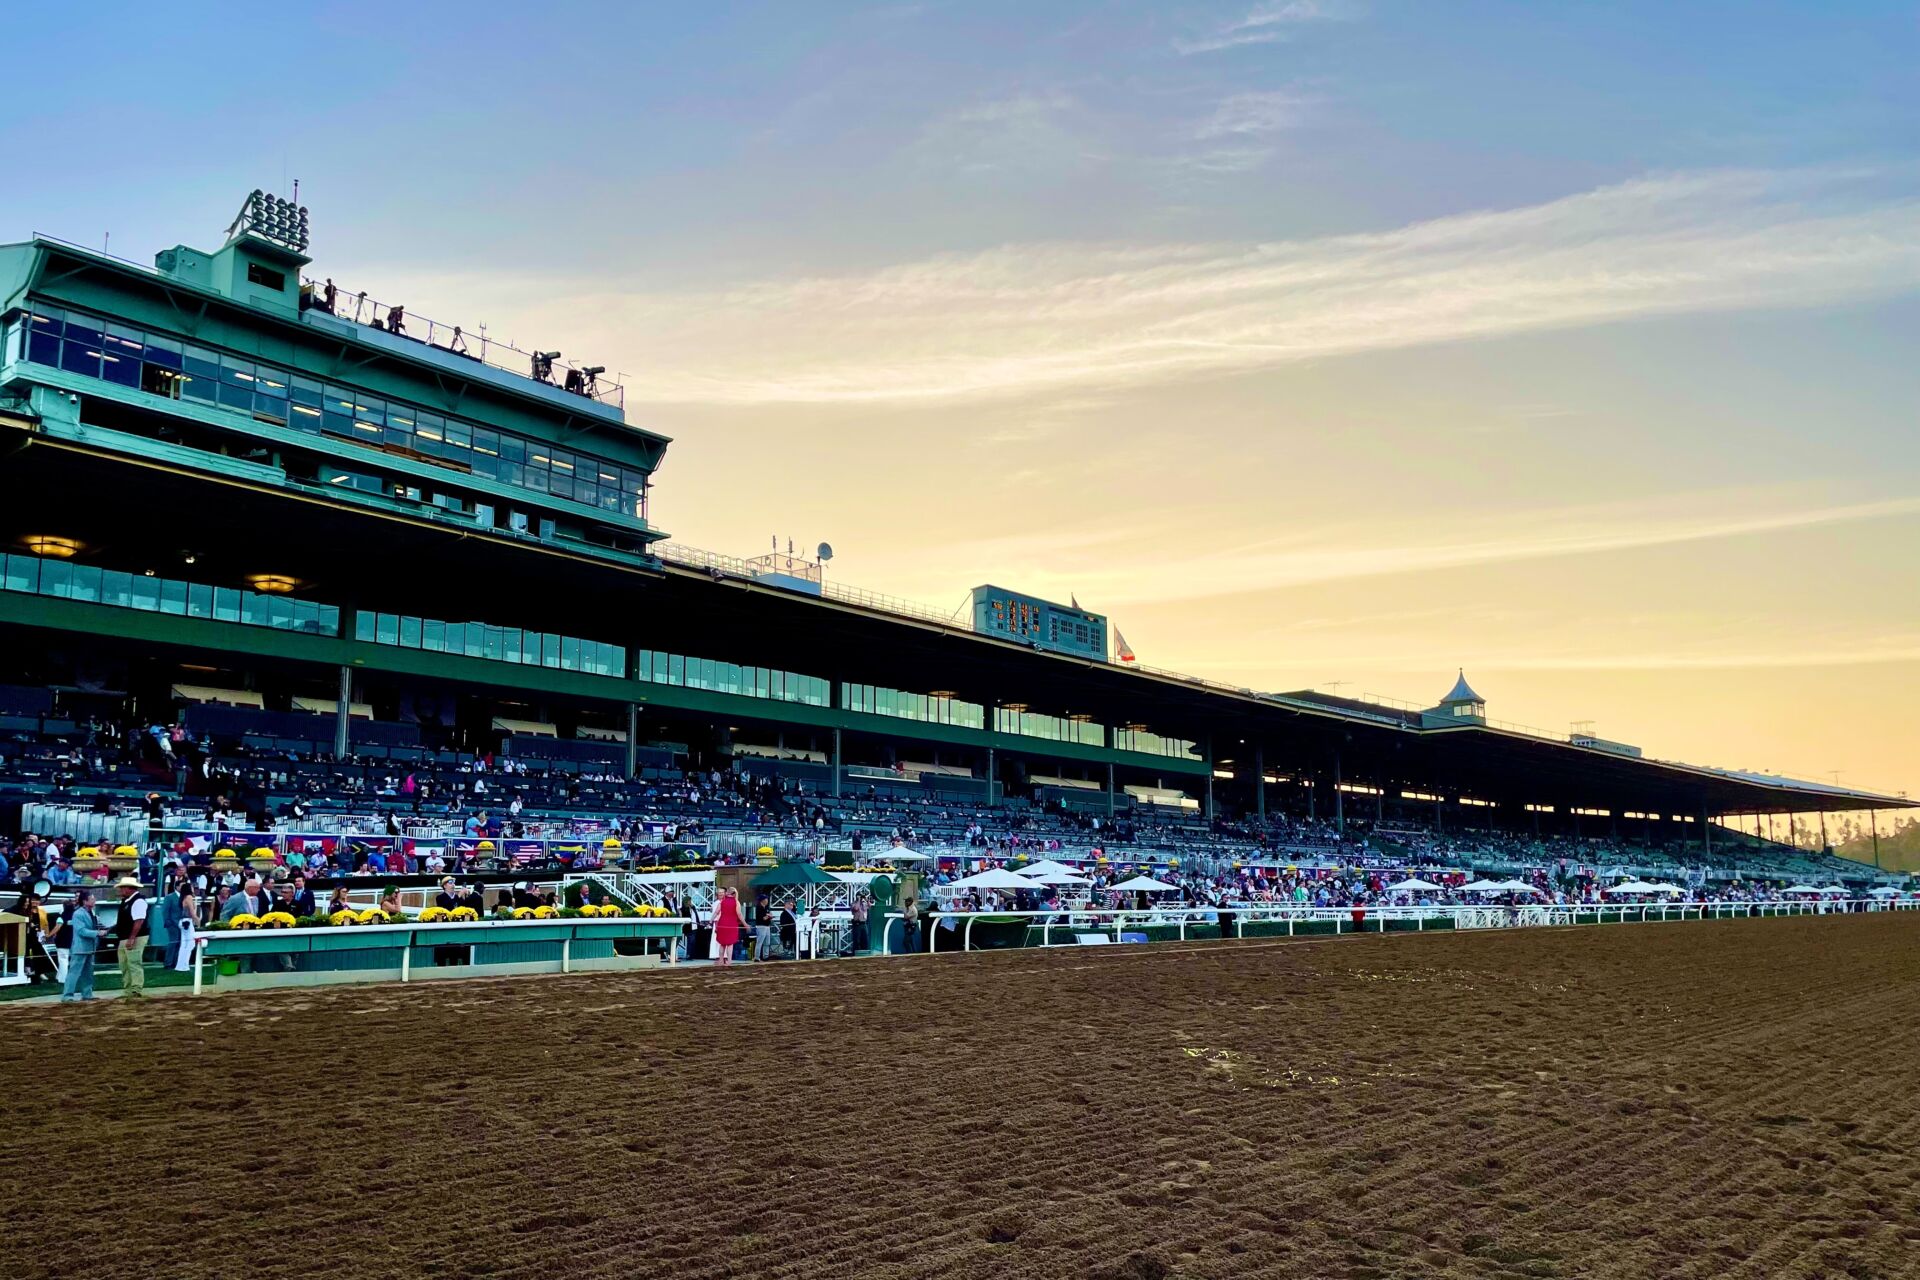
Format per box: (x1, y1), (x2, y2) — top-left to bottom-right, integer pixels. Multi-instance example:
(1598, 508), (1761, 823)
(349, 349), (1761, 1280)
(9, 2), (1918, 798)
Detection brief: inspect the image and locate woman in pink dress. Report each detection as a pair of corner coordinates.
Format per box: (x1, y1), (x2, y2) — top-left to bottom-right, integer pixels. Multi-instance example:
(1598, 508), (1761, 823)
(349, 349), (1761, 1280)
(712, 887), (744, 967)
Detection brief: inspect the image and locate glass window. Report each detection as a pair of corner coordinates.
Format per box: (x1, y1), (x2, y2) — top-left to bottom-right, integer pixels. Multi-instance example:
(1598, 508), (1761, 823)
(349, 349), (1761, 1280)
(99, 571), (133, 608)
(68, 565), (102, 603)
(59, 336), (102, 379)
(3, 555), (40, 592)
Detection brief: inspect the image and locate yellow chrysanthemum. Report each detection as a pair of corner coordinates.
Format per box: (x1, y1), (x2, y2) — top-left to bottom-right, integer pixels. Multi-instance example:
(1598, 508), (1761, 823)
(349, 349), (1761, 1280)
(227, 913), (261, 930)
(355, 909), (388, 925)
(531, 905), (558, 919)
(512, 907), (535, 920)
(258, 912), (297, 929)
(418, 907), (449, 923)
(329, 909), (359, 926)
(448, 906), (478, 922)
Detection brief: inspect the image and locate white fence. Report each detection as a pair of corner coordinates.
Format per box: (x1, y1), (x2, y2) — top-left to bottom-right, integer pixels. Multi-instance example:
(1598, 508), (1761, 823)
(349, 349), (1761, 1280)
(881, 898), (1920, 954)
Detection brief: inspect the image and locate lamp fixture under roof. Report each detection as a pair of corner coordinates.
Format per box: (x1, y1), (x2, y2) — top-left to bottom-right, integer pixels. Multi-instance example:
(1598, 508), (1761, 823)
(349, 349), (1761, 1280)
(244, 573), (300, 594)
(20, 535), (82, 558)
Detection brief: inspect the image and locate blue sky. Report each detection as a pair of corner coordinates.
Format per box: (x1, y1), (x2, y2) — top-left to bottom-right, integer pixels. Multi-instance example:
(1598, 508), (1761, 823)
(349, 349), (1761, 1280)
(7, 1), (1920, 794)
(12, 2), (1916, 271)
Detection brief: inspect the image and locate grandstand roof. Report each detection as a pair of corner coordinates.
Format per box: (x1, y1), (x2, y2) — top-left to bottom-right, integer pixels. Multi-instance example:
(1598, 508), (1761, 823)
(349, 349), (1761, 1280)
(1440, 669), (1484, 705)
(0, 357), (1908, 823)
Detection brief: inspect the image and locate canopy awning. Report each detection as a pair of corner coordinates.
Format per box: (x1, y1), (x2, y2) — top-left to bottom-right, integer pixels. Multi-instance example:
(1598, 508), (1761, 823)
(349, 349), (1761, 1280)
(752, 862), (838, 888)
(945, 868), (1042, 891)
(1108, 875), (1182, 894)
(1385, 878), (1443, 893)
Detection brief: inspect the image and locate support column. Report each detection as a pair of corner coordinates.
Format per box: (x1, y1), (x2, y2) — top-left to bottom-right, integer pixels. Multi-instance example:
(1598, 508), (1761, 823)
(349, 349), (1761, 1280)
(1871, 810), (1881, 869)
(1701, 804), (1712, 860)
(1204, 736), (1215, 821)
(1333, 750), (1344, 835)
(333, 665), (351, 758)
(624, 703), (638, 779)
(1254, 747), (1265, 825)
(987, 746), (995, 806)
(1818, 809), (1828, 853)
(832, 728), (842, 799)
(1106, 761), (1115, 818)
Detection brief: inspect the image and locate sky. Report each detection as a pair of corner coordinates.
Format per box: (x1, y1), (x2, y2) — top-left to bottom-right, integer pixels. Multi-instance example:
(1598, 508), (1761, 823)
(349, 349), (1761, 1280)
(7, 1), (1919, 800)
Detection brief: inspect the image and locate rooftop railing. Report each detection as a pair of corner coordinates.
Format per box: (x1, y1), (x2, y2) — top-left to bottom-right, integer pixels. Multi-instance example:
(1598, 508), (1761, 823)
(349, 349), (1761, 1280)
(298, 276), (625, 411)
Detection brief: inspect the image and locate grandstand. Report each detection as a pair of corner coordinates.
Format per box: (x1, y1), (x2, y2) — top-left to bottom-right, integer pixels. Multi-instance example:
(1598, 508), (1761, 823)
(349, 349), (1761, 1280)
(0, 197), (1912, 912)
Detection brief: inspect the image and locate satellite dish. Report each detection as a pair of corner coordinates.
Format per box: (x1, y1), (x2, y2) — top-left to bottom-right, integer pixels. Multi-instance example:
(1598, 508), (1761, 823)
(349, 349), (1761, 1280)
(817, 542), (834, 562)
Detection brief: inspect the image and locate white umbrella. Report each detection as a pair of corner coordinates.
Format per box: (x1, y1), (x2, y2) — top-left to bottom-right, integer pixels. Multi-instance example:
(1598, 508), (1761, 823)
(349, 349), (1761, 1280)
(1820, 885), (1849, 895)
(1782, 884), (1821, 894)
(1108, 874), (1182, 893)
(1869, 887), (1900, 897)
(1385, 877), (1443, 893)
(1604, 881), (1665, 895)
(1499, 879), (1547, 895)
(1644, 883), (1685, 895)
(1459, 879), (1507, 893)
(1023, 868), (1093, 885)
(945, 868), (1042, 891)
(869, 847), (931, 862)
(1014, 859), (1082, 878)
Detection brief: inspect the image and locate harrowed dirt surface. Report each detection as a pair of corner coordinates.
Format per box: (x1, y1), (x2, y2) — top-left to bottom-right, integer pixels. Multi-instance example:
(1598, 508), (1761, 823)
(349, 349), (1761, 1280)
(8, 915), (1920, 1280)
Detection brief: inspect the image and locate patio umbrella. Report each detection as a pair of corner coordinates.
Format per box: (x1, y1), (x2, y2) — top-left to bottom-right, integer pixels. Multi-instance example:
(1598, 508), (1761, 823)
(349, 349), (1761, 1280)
(1498, 880), (1548, 895)
(1460, 880), (1508, 893)
(869, 847), (931, 862)
(1385, 878), (1443, 893)
(1604, 881), (1666, 894)
(1781, 885), (1821, 894)
(945, 868), (1044, 891)
(1108, 875), (1182, 893)
(1014, 859), (1083, 878)
(1644, 883), (1685, 895)
(1869, 887), (1901, 897)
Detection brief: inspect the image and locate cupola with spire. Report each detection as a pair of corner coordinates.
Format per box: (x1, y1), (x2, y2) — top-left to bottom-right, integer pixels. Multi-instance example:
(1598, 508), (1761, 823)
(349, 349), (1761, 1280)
(1423, 669), (1486, 725)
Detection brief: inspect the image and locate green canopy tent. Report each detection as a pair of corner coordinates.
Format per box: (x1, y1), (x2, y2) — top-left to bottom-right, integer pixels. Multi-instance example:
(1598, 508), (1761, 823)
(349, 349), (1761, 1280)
(752, 860), (840, 915)
(752, 861), (843, 957)
(751, 862), (839, 888)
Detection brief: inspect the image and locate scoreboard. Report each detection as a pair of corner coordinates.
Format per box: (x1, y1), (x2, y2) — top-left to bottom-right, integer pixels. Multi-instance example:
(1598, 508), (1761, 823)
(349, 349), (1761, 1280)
(971, 585), (1108, 661)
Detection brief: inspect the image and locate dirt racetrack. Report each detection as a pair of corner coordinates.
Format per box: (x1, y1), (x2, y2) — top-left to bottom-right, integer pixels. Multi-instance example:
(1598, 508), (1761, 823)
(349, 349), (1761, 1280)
(9, 914), (1920, 1280)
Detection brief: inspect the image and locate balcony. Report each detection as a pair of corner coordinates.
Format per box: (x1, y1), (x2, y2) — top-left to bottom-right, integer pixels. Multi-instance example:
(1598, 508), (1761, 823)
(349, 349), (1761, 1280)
(297, 278), (626, 418)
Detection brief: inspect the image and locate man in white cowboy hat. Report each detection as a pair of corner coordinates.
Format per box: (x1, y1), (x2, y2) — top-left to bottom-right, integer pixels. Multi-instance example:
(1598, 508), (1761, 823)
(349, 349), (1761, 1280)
(112, 876), (150, 999)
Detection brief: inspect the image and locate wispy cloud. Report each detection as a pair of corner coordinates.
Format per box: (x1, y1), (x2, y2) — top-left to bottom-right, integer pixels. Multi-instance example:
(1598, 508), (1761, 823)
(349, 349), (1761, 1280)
(922, 490), (1920, 606)
(481, 168), (1920, 408)
(1186, 87), (1315, 172)
(908, 90), (1093, 175)
(1195, 88), (1314, 139)
(1174, 0), (1361, 55)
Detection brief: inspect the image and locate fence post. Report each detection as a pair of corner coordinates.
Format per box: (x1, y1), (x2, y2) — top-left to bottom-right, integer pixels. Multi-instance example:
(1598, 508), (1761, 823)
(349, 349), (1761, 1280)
(561, 934), (572, 974)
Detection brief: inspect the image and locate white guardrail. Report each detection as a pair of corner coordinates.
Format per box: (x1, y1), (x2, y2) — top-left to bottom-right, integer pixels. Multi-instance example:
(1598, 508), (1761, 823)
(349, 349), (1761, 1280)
(878, 899), (1920, 954)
